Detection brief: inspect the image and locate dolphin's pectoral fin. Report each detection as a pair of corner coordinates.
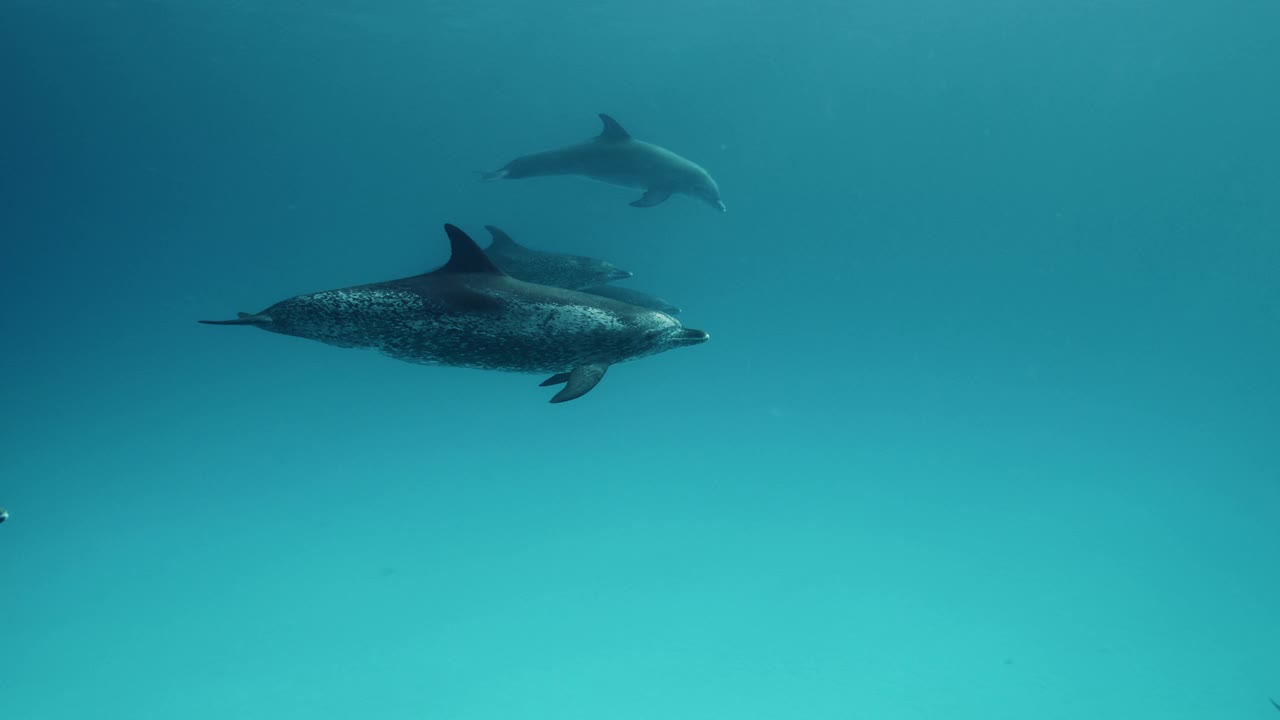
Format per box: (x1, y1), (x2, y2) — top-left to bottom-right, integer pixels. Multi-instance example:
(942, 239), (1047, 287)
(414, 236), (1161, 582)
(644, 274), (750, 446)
(1271, 698), (1280, 713)
(630, 188), (672, 208)
(549, 364), (609, 403)
(539, 373), (571, 387)
(198, 312), (272, 326)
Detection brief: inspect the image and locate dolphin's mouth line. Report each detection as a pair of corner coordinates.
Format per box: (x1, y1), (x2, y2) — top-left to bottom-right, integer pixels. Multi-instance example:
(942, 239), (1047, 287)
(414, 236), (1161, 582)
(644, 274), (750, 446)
(670, 329), (710, 344)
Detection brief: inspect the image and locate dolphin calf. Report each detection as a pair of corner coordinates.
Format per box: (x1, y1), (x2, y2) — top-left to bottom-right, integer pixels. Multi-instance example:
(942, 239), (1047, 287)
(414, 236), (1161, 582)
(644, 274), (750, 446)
(483, 225), (632, 290)
(579, 285), (682, 315)
(200, 224), (709, 403)
(483, 114), (726, 212)
(483, 226), (682, 314)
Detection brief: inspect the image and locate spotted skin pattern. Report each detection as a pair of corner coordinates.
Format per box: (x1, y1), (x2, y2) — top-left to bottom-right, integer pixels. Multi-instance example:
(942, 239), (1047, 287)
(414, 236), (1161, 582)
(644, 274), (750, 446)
(202, 224), (709, 401)
(246, 274), (701, 375)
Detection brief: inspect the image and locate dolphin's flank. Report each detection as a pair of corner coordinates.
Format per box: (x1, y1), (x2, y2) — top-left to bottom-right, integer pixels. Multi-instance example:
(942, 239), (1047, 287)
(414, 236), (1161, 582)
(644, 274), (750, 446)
(200, 224), (709, 403)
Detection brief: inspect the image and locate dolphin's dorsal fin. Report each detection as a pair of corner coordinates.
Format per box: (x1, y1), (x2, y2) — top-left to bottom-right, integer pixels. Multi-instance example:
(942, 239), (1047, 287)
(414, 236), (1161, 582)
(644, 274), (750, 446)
(597, 114), (631, 142)
(483, 225), (522, 251)
(436, 224), (507, 275)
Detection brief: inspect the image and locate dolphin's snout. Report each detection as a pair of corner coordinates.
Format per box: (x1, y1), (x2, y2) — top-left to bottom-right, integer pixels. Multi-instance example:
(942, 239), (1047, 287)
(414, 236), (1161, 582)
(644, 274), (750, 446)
(611, 268), (635, 280)
(715, 200), (726, 212)
(675, 328), (710, 345)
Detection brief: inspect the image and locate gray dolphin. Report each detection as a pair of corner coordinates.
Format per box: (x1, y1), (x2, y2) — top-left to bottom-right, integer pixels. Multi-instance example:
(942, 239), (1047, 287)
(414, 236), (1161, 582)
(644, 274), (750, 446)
(483, 114), (726, 212)
(579, 285), (682, 315)
(483, 225), (632, 290)
(200, 224), (709, 403)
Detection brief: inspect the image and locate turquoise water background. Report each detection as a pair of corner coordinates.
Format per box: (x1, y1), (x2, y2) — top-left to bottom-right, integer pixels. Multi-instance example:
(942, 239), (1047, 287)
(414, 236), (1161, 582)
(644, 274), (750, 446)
(2, 1), (1278, 718)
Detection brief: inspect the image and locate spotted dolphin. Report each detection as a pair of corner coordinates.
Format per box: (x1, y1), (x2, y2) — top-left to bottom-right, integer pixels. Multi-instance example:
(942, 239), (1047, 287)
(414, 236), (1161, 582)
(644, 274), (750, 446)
(483, 114), (726, 212)
(579, 285), (682, 315)
(483, 225), (632, 290)
(200, 225), (709, 403)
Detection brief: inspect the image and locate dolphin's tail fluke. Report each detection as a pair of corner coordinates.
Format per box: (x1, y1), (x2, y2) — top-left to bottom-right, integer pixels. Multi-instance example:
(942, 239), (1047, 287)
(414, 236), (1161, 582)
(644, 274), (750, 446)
(198, 312), (272, 326)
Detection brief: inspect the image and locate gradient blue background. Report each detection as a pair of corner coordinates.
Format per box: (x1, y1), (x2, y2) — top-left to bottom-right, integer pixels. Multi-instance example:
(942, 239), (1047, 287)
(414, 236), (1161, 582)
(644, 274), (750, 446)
(2, 1), (1278, 718)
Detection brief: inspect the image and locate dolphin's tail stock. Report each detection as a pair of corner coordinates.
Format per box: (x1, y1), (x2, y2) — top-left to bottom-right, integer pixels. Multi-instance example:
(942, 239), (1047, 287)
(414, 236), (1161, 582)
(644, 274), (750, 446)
(198, 312), (272, 326)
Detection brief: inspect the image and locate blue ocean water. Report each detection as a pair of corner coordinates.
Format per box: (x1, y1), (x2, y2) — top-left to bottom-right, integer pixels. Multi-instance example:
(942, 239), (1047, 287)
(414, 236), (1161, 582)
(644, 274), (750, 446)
(2, 1), (1278, 717)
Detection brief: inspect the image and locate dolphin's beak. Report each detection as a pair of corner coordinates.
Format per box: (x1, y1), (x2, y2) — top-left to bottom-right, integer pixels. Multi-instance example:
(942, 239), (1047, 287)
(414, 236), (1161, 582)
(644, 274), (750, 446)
(715, 200), (727, 212)
(672, 328), (710, 346)
(612, 268), (634, 281)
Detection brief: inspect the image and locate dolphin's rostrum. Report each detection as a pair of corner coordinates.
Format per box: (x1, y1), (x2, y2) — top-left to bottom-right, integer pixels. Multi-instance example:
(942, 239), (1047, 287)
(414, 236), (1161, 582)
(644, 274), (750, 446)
(484, 114), (725, 212)
(200, 225), (709, 403)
